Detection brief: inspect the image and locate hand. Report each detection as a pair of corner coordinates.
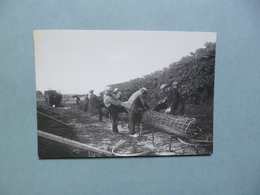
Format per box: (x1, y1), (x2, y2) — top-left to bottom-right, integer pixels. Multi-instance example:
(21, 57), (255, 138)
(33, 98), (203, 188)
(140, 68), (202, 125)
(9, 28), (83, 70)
(119, 102), (126, 107)
(165, 107), (171, 114)
(159, 98), (166, 104)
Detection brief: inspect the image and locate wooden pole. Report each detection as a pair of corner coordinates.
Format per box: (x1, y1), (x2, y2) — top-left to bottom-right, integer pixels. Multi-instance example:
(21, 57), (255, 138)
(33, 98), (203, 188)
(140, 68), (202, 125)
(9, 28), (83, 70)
(38, 130), (112, 157)
(37, 111), (72, 128)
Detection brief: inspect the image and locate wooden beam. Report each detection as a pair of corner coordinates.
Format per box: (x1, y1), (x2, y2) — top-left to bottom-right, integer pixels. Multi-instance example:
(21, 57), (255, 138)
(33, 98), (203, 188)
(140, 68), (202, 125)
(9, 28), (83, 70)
(37, 111), (72, 128)
(38, 130), (113, 157)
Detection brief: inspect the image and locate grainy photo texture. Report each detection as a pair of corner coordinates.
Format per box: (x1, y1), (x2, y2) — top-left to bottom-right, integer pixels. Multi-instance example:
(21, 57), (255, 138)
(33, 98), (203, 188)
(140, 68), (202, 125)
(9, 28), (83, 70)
(34, 30), (216, 158)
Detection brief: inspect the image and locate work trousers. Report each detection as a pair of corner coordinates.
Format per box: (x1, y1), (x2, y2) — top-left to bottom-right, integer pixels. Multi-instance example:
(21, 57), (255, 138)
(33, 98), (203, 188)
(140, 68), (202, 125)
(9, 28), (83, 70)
(126, 109), (142, 135)
(84, 104), (88, 112)
(108, 105), (120, 133)
(89, 102), (102, 121)
(95, 105), (102, 121)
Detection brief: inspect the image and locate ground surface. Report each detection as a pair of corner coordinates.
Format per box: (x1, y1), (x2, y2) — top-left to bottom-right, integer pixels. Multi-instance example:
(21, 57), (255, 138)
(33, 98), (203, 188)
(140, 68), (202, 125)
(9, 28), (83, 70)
(37, 99), (213, 158)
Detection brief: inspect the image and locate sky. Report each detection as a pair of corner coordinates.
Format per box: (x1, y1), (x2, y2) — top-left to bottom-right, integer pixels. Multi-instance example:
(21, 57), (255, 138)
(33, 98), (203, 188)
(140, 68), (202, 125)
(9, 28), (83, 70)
(34, 30), (216, 95)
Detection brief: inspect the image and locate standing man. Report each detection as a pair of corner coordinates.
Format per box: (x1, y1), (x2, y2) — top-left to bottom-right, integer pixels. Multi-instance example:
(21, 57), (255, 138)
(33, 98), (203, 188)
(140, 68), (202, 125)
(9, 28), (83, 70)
(125, 87), (149, 137)
(113, 87), (125, 126)
(84, 94), (89, 112)
(76, 96), (80, 106)
(159, 82), (185, 116)
(103, 87), (125, 134)
(89, 90), (102, 121)
(99, 92), (109, 119)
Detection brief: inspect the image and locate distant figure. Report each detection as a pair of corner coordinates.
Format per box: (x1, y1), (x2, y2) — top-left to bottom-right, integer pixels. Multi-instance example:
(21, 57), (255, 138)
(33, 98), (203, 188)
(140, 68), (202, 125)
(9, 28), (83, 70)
(98, 92), (109, 119)
(113, 88), (123, 101)
(125, 87), (149, 137)
(89, 90), (102, 121)
(76, 96), (80, 106)
(45, 96), (49, 105)
(159, 82), (185, 116)
(103, 87), (125, 134)
(84, 94), (89, 112)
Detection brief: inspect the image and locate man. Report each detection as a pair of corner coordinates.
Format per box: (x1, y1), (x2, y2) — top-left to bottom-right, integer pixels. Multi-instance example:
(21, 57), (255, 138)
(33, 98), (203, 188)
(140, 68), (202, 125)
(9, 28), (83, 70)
(113, 88), (123, 101)
(99, 92), (109, 119)
(84, 94), (89, 112)
(103, 87), (125, 134)
(113, 87), (125, 126)
(125, 87), (149, 137)
(159, 82), (185, 116)
(76, 96), (80, 106)
(89, 90), (102, 121)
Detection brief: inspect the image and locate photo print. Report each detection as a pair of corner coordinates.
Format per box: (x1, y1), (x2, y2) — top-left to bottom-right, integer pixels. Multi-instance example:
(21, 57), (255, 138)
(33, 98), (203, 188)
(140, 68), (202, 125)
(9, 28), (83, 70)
(34, 30), (216, 158)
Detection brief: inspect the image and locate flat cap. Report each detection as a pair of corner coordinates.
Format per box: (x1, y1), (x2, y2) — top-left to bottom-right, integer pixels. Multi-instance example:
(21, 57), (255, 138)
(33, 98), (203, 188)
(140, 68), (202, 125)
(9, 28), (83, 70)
(172, 81), (178, 86)
(160, 84), (168, 90)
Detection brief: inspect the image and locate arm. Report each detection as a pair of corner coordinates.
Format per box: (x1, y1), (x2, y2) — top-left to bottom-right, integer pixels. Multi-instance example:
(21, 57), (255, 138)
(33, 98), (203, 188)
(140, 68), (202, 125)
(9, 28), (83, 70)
(104, 95), (123, 107)
(110, 96), (122, 106)
(139, 94), (149, 110)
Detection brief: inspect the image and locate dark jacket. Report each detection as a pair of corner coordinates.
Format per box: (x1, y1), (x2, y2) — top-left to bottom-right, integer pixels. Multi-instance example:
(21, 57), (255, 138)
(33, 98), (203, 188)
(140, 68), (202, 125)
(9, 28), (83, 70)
(89, 93), (101, 110)
(84, 96), (89, 104)
(167, 87), (184, 116)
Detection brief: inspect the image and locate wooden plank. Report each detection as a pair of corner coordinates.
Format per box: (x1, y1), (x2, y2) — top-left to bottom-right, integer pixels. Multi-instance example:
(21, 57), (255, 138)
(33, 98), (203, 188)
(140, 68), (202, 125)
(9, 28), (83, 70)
(38, 130), (113, 157)
(37, 111), (72, 128)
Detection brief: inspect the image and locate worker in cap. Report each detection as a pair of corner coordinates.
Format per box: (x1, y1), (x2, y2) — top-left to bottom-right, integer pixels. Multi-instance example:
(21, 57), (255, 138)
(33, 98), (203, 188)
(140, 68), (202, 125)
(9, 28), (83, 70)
(158, 81), (184, 116)
(103, 87), (125, 134)
(84, 94), (89, 112)
(125, 87), (149, 137)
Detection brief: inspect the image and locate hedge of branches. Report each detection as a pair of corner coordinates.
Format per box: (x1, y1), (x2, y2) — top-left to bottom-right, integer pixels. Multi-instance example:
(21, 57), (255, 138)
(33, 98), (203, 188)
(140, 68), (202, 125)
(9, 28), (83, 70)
(109, 42), (216, 105)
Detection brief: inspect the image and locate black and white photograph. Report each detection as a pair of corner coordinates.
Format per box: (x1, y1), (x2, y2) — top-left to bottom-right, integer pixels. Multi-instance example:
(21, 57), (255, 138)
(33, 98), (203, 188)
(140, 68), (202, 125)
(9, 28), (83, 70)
(34, 30), (216, 158)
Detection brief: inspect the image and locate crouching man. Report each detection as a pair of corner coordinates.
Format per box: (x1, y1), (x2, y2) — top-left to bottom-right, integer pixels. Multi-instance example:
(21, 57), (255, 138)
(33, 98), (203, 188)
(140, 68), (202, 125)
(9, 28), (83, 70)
(125, 87), (149, 138)
(103, 87), (125, 134)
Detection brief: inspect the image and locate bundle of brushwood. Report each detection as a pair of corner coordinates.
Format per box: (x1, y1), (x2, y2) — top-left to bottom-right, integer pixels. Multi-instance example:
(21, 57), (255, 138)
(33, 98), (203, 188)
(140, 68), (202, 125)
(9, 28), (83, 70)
(142, 111), (199, 137)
